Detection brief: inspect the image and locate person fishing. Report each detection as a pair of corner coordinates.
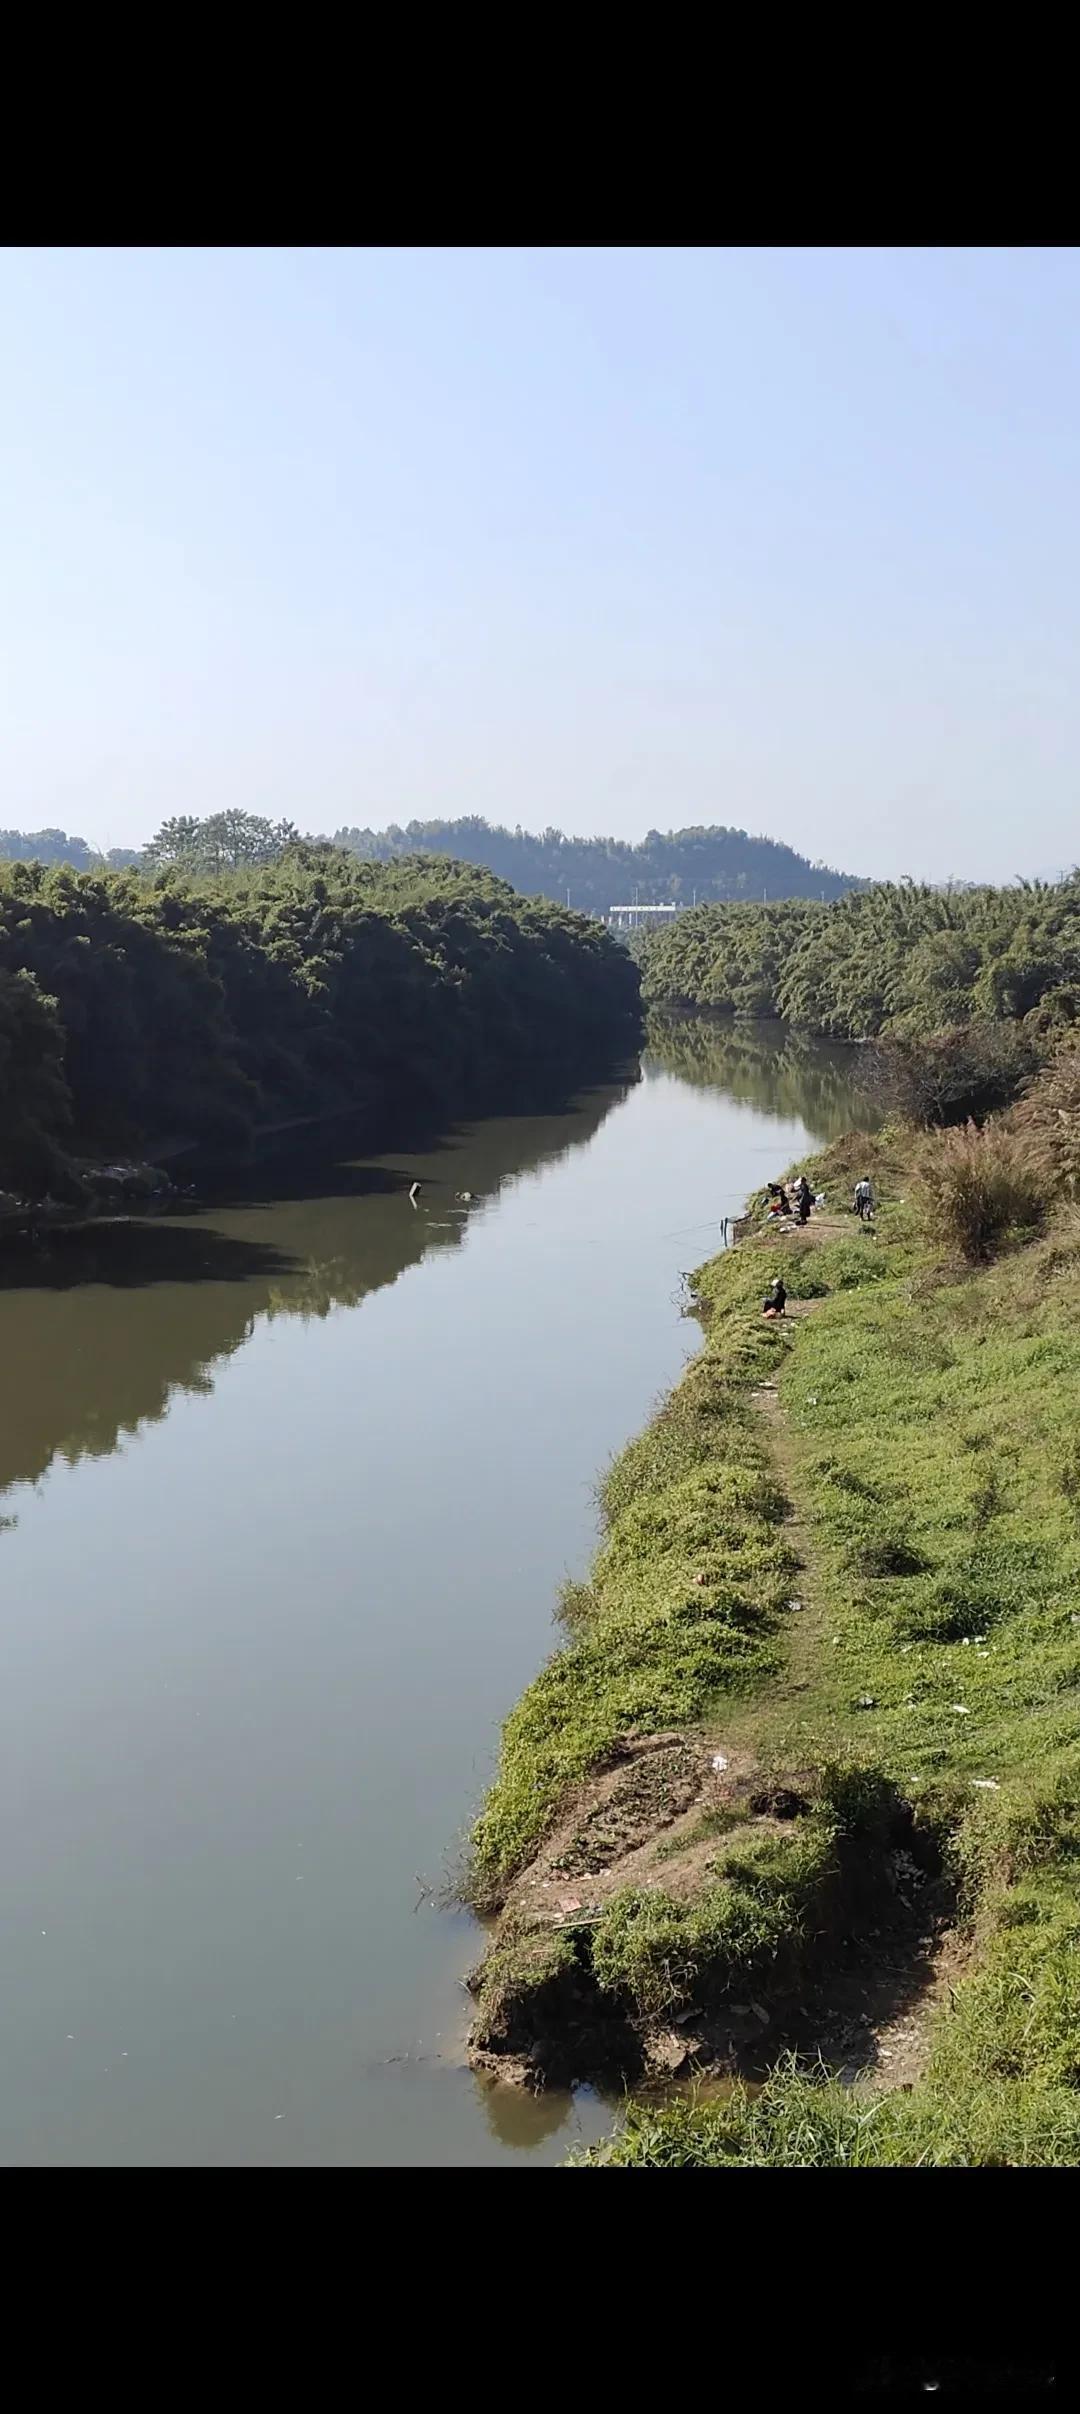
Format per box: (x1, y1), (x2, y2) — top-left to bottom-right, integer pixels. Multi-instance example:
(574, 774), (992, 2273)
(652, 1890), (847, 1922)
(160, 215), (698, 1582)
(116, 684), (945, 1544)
(796, 1175), (813, 1226)
(853, 1176), (875, 1223)
(762, 1276), (787, 1319)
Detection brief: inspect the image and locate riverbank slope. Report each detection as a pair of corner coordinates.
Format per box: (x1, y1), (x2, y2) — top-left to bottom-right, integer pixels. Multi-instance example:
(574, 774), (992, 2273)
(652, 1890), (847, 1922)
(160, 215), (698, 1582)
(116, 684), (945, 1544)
(466, 1128), (1080, 2165)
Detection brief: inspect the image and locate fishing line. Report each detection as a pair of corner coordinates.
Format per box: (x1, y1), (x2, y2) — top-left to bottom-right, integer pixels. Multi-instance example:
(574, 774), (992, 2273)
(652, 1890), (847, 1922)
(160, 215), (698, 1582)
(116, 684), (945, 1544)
(659, 1219), (729, 1241)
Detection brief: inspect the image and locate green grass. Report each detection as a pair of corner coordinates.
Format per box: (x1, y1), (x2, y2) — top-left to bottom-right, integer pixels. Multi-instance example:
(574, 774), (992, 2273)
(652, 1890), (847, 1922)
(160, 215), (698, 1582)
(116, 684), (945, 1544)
(585, 1759), (907, 2023)
(578, 1131), (1080, 2164)
(654, 1805), (748, 1857)
(470, 1919), (580, 2049)
(467, 1244), (801, 1906)
(471, 1121), (1080, 2158)
(588, 1818), (838, 2019)
(773, 1218), (1080, 1818)
(577, 2038), (1080, 2167)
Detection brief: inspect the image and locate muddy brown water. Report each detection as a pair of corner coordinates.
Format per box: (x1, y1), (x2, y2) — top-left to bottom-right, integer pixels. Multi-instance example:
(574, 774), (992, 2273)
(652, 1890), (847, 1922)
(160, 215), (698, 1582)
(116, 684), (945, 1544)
(0, 1018), (870, 2166)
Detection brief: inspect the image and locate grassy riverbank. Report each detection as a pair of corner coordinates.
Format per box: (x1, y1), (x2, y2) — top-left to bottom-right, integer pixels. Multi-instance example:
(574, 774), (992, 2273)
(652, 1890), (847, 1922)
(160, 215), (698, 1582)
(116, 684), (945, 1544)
(467, 1122), (1080, 2163)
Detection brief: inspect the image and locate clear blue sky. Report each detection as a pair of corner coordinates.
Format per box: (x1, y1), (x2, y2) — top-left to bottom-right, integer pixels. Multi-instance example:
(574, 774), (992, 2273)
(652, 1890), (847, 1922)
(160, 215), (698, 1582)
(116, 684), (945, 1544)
(2, 246), (1079, 881)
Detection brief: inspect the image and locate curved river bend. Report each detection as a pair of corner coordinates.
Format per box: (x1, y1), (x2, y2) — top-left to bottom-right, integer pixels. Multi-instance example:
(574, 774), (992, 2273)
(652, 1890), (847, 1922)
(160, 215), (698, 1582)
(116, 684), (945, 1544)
(0, 1019), (867, 2165)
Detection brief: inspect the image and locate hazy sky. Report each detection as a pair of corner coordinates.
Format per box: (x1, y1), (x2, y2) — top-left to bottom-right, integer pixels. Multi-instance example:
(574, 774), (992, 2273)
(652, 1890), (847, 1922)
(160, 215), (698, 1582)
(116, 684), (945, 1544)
(3, 246), (1079, 880)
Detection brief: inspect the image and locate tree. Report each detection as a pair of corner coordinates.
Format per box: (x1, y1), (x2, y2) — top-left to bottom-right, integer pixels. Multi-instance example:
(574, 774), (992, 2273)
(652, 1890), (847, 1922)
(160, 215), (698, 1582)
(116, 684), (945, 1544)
(143, 816), (203, 869)
(641, 875), (1080, 1047)
(143, 811), (303, 875)
(0, 967), (71, 1192)
(0, 853), (641, 1182)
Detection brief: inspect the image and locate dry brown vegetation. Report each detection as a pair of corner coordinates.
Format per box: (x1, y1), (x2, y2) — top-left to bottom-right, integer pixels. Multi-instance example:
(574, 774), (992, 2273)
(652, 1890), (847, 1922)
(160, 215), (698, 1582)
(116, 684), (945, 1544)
(914, 1121), (1051, 1264)
(1010, 1031), (1080, 1192)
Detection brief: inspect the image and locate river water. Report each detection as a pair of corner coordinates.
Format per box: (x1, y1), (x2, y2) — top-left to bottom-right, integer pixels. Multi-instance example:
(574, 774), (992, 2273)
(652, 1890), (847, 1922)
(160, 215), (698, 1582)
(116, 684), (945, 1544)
(0, 1018), (867, 2167)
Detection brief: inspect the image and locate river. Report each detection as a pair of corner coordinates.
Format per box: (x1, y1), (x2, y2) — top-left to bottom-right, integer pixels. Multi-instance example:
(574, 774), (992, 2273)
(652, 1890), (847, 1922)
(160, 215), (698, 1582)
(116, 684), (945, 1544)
(0, 1017), (869, 2166)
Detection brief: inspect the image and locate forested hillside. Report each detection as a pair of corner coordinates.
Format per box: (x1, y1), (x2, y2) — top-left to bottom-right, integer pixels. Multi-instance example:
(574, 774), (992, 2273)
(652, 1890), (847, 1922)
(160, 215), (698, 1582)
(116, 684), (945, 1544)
(332, 817), (856, 909)
(0, 852), (641, 1196)
(0, 812), (856, 906)
(641, 879), (1080, 1040)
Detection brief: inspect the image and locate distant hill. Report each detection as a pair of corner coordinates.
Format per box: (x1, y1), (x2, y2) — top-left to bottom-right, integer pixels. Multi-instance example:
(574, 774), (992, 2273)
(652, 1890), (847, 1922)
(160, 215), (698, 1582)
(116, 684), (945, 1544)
(331, 818), (859, 912)
(0, 815), (859, 908)
(0, 829), (140, 871)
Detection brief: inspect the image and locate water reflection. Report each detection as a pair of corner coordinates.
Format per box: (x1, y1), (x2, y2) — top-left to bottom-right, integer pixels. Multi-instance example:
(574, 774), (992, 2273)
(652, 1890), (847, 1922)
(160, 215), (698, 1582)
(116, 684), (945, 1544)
(645, 1013), (873, 1140)
(0, 1084), (625, 1502)
(0, 1028), (864, 1506)
(0, 1014), (872, 2168)
(475, 2074), (583, 2150)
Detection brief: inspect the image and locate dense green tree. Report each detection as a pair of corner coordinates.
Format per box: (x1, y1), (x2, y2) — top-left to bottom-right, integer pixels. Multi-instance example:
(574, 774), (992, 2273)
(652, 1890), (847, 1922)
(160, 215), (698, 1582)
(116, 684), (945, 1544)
(0, 849), (641, 1194)
(142, 811), (301, 873)
(141, 815), (204, 868)
(642, 878), (1080, 1046)
(0, 968), (71, 1191)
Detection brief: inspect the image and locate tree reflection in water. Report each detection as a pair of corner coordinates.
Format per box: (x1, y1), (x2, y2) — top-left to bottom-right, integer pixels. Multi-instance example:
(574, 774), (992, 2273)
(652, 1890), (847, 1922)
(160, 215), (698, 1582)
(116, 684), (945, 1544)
(0, 1083), (626, 1501)
(0, 1020), (875, 1514)
(645, 1012), (876, 1143)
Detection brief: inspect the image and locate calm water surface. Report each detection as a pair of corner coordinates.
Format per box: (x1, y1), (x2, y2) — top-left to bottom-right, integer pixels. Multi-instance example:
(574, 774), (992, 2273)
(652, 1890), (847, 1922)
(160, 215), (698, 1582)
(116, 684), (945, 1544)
(0, 1019), (867, 2165)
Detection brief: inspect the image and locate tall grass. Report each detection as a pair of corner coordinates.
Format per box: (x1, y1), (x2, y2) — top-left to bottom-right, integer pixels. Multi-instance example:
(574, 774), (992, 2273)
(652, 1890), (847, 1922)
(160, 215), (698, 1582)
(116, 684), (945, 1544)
(915, 1120), (1049, 1262)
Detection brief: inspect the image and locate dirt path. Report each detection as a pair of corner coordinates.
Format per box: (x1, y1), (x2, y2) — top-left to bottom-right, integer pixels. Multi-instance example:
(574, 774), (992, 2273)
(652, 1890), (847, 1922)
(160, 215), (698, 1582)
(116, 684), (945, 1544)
(751, 1350), (828, 1706)
(748, 1209), (847, 1714)
(743, 1221), (960, 2093)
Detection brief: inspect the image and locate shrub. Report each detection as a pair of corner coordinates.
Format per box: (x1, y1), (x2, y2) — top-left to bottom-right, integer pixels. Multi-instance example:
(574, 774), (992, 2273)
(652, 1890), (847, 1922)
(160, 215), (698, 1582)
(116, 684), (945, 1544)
(859, 1022), (1040, 1128)
(915, 1121), (1049, 1263)
(1011, 1033), (1080, 1193)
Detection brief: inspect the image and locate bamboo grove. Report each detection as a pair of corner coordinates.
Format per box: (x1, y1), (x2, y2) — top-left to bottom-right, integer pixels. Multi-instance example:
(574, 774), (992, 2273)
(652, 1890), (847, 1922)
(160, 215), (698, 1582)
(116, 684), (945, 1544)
(0, 851), (641, 1194)
(641, 879), (1080, 1042)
